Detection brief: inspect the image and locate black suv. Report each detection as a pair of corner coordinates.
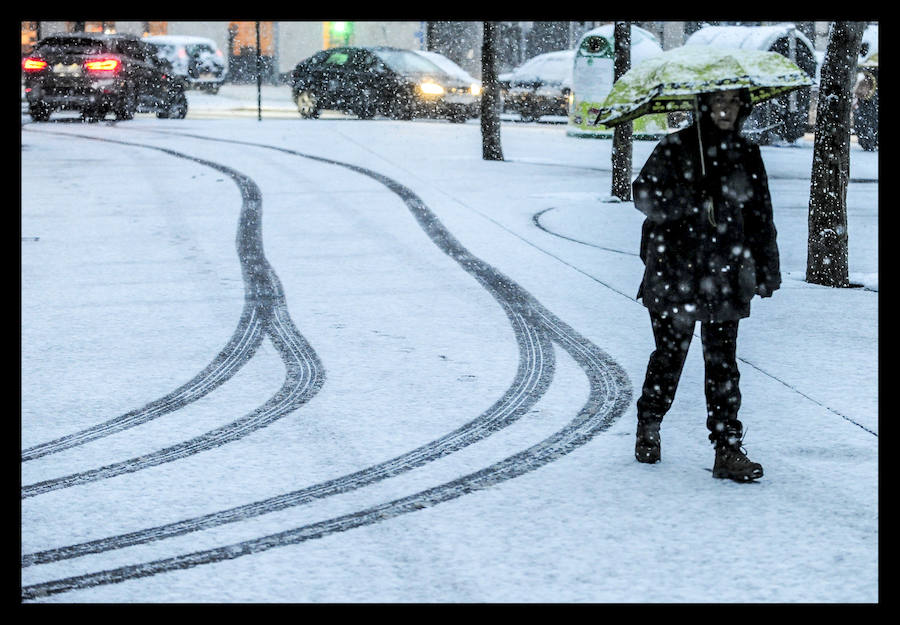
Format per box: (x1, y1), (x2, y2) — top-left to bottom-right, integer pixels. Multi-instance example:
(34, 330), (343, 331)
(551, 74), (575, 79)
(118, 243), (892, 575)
(22, 33), (188, 122)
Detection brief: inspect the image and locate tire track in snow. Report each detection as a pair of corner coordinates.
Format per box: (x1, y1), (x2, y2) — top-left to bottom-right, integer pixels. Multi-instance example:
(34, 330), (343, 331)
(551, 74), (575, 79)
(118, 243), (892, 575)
(21, 131), (325, 497)
(23, 298), (626, 600)
(531, 205), (878, 438)
(23, 306), (551, 567)
(22, 131), (630, 599)
(532, 207), (639, 257)
(21, 302), (264, 462)
(21, 127), (556, 562)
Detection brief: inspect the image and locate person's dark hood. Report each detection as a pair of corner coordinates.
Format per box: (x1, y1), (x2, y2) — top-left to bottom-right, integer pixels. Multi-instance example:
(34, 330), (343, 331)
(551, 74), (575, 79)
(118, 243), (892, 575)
(695, 89), (753, 139)
(691, 89), (754, 176)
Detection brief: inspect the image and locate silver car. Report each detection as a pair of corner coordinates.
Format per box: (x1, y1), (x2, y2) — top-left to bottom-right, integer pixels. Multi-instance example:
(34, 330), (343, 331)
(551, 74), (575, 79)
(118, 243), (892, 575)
(144, 35), (228, 93)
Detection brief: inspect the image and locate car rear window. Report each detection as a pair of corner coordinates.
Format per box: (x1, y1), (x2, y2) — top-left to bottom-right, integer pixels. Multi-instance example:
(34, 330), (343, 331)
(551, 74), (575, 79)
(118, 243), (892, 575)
(36, 37), (110, 55)
(185, 43), (216, 56)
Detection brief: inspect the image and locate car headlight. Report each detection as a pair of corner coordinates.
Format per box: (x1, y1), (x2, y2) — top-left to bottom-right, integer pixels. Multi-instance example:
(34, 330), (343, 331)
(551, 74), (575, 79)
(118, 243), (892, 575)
(470, 83), (482, 96)
(418, 81), (444, 96)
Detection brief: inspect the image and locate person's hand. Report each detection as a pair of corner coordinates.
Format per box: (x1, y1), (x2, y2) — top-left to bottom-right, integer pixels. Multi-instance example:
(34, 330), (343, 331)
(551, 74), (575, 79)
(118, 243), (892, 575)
(756, 283), (772, 298)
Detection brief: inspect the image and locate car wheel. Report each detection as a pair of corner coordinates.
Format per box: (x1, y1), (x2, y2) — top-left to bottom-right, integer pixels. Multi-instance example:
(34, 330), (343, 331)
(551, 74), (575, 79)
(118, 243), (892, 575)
(158, 91), (188, 119)
(28, 102), (52, 122)
(81, 105), (104, 123)
(388, 96), (414, 120)
(296, 89), (319, 119)
(355, 102), (376, 119)
(354, 88), (378, 119)
(114, 86), (137, 121)
(448, 108), (467, 123)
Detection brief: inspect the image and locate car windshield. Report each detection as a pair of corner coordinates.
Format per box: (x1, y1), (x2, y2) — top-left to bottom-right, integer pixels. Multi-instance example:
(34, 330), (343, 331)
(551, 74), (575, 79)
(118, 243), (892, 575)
(36, 36), (109, 55)
(373, 49), (444, 75)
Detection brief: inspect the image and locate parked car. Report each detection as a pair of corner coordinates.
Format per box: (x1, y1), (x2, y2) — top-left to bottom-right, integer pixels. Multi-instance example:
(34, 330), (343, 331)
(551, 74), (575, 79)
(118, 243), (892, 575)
(22, 32), (188, 122)
(499, 49), (574, 122)
(289, 46), (480, 122)
(144, 35), (228, 93)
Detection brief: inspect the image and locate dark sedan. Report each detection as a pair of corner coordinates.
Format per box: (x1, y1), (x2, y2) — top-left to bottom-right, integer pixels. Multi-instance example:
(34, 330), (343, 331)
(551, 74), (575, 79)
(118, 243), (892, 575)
(289, 46), (480, 122)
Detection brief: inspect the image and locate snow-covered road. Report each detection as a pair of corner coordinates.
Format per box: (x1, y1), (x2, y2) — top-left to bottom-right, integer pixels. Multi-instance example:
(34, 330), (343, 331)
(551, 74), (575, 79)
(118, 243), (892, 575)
(21, 103), (878, 602)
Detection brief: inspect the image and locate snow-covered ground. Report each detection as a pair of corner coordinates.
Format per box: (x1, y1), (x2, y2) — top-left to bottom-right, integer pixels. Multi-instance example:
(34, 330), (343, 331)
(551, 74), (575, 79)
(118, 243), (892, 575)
(21, 85), (878, 602)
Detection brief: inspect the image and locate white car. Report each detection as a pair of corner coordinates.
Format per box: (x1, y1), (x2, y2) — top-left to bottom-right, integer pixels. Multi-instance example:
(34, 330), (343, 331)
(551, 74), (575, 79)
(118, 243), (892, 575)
(144, 35), (228, 93)
(499, 50), (574, 121)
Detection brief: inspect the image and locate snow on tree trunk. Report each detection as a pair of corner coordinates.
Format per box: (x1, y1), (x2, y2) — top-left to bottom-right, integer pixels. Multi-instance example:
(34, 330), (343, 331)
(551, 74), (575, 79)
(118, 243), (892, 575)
(481, 21), (504, 162)
(611, 21), (632, 201)
(807, 21), (865, 287)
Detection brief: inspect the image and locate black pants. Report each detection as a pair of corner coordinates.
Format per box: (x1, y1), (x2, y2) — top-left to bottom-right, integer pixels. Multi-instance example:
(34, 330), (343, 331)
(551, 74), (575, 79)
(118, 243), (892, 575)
(636, 310), (742, 443)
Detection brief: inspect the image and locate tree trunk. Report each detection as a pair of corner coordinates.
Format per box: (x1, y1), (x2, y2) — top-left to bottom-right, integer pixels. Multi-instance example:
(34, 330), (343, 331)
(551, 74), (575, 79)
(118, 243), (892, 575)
(481, 21), (504, 161)
(806, 21), (865, 287)
(611, 21), (632, 200)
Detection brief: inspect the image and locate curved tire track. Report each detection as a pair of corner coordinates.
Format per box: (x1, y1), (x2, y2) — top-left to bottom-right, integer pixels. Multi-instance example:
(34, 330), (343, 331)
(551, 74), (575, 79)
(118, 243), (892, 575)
(21, 131), (325, 497)
(23, 300), (626, 600)
(21, 130), (557, 505)
(23, 306), (551, 567)
(22, 129), (557, 560)
(533, 207), (638, 257)
(22, 130), (630, 599)
(21, 302), (264, 462)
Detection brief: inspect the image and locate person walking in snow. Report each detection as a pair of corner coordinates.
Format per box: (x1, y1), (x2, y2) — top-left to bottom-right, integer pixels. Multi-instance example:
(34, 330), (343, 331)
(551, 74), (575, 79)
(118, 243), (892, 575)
(631, 88), (781, 482)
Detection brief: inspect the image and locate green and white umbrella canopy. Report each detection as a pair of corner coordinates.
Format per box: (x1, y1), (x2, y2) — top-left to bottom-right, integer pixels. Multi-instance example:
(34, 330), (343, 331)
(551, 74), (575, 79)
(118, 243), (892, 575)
(592, 45), (813, 127)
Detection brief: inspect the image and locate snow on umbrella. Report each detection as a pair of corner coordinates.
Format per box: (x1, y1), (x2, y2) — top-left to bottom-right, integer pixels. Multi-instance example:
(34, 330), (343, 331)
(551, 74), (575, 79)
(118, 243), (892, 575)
(591, 45), (813, 127)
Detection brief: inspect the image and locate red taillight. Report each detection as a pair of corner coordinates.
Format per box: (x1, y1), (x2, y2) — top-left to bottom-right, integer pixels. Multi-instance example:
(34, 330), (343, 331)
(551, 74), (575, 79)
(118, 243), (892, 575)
(23, 57), (48, 71)
(84, 57), (121, 74)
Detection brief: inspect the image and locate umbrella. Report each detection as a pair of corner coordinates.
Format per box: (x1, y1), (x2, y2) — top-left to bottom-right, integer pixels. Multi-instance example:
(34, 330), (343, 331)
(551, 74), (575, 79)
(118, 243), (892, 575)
(591, 45), (813, 128)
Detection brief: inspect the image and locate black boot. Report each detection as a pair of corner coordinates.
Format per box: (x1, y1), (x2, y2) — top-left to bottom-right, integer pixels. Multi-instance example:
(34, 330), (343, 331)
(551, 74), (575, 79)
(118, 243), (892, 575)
(712, 432), (763, 482)
(635, 420), (661, 463)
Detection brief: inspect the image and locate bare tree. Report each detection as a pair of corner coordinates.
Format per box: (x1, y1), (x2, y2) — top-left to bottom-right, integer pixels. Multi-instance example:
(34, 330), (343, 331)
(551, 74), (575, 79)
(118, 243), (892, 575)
(481, 21), (504, 161)
(807, 21), (865, 287)
(611, 21), (632, 200)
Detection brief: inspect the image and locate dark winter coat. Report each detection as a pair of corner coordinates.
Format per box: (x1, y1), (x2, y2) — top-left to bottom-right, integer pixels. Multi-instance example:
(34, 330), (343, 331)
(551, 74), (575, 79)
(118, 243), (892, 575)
(632, 116), (781, 322)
